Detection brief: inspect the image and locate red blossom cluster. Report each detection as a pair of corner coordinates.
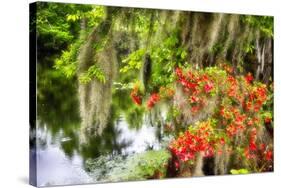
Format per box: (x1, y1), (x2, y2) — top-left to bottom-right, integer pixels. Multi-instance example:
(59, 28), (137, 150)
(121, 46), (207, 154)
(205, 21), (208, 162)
(175, 67), (215, 114)
(243, 85), (267, 112)
(225, 75), (245, 103)
(147, 93), (160, 109)
(264, 116), (272, 124)
(245, 73), (254, 84)
(175, 67), (214, 94)
(171, 66), (273, 173)
(130, 84), (174, 109)
(220, 107), (248, 137)
(244, 127), (273, 162)
(217, 71), (272, 163)
(130, 84), (142, 105)
(129, 65), (272, 173)
(169, 121), (217, 169)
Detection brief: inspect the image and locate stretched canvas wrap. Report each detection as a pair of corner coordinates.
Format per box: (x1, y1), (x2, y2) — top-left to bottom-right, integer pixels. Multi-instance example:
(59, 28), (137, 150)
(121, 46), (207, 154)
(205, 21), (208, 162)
(29, 1), (274, 187)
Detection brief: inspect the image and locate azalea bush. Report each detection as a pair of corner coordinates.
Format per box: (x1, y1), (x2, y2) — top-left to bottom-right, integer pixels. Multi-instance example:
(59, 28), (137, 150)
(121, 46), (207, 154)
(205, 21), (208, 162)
(168, 119), (218, 175)
(129, 64), (273, 176)
(170, 65), (273, 175)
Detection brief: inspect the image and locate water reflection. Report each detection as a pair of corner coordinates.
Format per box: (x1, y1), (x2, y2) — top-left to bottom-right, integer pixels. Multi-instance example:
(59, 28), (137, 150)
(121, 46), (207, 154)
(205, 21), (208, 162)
(35, 80), (165, 185)
(36, 125), (92, 186)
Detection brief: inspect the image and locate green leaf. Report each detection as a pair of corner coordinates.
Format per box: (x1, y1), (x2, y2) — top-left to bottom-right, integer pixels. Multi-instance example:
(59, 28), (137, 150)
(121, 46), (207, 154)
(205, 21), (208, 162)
(230, 169), (250, 175)
(78, 65), (106, 84)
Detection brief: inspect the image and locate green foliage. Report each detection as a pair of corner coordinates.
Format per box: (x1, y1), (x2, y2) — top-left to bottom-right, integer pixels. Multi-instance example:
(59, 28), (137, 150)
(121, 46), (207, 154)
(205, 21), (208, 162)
(136, 150), (170, 179)
(243, 43), (255, 54)
(54, 39), (84, 78)
(149, 31), (186, 88)
(120, 49), (145, 73)
(78, 65), (106, 84)
(38, 2), (107, 83)
(230, 169), (250, 175)
(205, 66), (228, 79)
(86, 150), (171, 181)
(167, 106), (181, 122)
(36, 2), (90, 48)
(243, 16), (273, 37)
(36, 3), (274, 180)
(128, 10), (159, 40)
(66, 5), (105, 28)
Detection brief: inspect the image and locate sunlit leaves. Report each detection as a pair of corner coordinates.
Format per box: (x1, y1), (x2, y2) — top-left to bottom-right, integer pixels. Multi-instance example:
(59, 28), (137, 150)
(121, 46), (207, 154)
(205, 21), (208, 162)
(120, 49), (146, 73)
(54, 39), (84, 78)
(78, 65), (106, 84)
(66, 5), (106, 28)
(230, 169), (250, 175)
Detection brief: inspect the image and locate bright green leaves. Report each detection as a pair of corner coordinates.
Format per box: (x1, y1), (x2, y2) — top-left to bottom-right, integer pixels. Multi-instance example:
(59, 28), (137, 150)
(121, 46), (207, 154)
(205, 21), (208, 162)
(119, 30), (188, 91)
(66, 5), (106, 28)
(120, 49), (146, 73)
(54, 50), (77, 78)
(36, 2), (81, 48)
(54, 40), (107, 85)
(54, 38), (84, 78)
(164, 33), (179, 47)
(148, 30), (187, 88)
(230, 169), (250, 175)
(78, 65), (106, 84)
(52, 4), (108, 84)
(136, 150), (171, 179)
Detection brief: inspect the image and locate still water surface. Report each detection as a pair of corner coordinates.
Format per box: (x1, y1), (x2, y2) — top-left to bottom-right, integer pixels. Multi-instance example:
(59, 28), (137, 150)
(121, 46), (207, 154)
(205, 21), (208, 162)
(36, 113), (163, 186)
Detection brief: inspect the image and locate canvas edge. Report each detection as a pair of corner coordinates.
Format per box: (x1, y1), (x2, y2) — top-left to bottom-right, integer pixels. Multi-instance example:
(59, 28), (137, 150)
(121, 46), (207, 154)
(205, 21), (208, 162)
(29, 2), (38, 187)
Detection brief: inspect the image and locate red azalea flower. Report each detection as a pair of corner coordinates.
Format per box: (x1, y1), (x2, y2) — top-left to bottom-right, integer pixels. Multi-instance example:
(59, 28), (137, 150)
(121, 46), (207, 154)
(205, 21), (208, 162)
(189, 95), (199, 103)
(175, 67), (184, 79)
(169, 121), (216, 164)
(249, 141), (257, 151)
(244, 148), (255, 159)
(204, 82), (214, 93)
(247, 119), (253, 126)
(147, 93), (160, 109)
(130, 90), (142, 105)
(220, 138), (225, 145)
(245, 73), (254, 84)
(220, 107), (225, 116)
(264, 117), (272, 124)
(201, 74), (209, 82)
(265, 150), (273, 161)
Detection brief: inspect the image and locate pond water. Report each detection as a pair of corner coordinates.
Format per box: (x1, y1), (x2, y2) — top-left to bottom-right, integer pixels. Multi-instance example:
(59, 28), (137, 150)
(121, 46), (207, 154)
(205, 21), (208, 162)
(36, 126), (92, 186)
(34, 88), (168, 186)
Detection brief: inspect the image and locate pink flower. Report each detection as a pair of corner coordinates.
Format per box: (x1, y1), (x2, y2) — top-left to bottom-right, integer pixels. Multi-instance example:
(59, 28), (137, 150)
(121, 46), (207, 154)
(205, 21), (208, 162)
(204, 82), (214, 93)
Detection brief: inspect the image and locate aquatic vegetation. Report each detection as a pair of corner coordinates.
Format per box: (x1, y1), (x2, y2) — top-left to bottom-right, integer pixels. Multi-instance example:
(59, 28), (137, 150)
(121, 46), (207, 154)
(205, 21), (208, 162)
(86, 150), (171, 182)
